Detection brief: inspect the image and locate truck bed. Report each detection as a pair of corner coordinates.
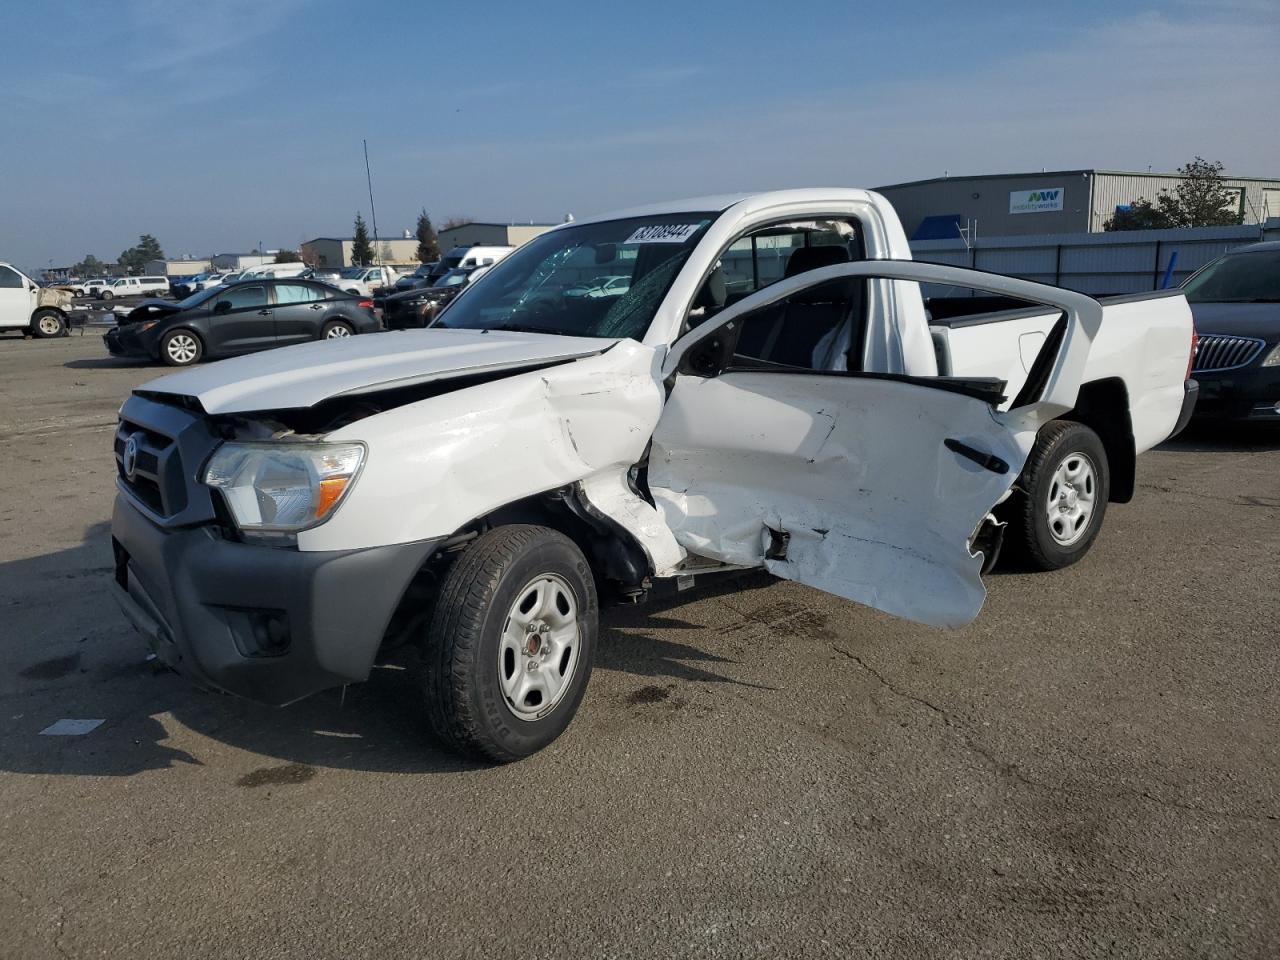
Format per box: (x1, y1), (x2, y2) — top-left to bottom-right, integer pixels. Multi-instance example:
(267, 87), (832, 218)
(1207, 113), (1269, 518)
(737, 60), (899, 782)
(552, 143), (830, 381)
(928, 289), (1193, 454)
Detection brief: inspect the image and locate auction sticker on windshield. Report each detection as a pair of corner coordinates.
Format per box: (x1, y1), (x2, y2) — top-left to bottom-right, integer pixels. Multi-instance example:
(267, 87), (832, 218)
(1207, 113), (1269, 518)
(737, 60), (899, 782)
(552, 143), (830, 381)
(625, 224), (703, 244)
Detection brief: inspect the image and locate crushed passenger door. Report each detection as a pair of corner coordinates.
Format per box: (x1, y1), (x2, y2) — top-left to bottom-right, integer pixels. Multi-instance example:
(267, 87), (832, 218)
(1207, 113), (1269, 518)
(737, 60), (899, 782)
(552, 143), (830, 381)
(649, 261), (1102, 628)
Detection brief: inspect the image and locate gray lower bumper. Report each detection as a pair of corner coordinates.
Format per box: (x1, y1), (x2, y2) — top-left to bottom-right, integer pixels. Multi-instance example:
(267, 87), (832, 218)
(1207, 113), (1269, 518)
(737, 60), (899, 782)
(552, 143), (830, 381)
(111, 494), (441, 705)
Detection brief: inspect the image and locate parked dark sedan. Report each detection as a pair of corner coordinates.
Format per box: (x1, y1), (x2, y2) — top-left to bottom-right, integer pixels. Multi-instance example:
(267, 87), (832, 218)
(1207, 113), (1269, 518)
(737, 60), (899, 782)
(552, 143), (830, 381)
(381, 267), (478, 329)
(1183, 240), (1280, 421)
(103, 279), (379, 366)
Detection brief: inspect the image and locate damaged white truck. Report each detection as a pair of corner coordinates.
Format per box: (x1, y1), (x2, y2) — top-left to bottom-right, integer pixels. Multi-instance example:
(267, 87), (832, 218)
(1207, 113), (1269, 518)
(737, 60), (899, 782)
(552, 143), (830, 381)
(109, 190), (1198, 760)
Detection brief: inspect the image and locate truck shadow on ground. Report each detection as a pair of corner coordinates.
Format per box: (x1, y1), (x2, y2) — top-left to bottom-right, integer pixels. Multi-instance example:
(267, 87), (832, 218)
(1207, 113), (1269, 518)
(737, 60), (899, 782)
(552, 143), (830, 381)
(0, 526), (780, 778)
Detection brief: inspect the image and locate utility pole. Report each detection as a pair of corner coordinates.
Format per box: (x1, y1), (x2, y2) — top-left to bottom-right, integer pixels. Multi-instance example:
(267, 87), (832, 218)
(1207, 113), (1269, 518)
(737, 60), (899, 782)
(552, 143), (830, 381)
(363, 139), (381, 265)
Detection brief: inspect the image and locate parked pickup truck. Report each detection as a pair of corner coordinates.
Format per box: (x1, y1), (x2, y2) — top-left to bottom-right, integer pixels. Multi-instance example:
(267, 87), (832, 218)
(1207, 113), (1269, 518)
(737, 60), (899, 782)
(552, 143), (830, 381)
(0, 261), (74, 337)
(325, 264), (404, 298)
(108, 189), (1197, 761)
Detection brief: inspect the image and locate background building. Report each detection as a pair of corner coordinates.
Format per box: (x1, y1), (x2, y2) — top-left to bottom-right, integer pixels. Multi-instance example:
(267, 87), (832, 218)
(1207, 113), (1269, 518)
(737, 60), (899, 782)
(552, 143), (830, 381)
(438, 222), (557, 251)
(211, 252), (278, 271)
(877, 169), (1280, 241)
(145, 258), (212, 277)
(300, 237), (419, 267)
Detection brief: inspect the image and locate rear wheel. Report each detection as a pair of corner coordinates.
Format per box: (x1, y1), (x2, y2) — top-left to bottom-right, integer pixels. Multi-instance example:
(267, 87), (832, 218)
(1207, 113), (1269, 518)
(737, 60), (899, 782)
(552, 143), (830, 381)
(100, 290), (114, 300)
(31, 310), (66, 338)
(160, 329), (203, 366)
(1003, 420), (1109, 571)
(423, 525), (597, 762)
(322, 320), (354, 339)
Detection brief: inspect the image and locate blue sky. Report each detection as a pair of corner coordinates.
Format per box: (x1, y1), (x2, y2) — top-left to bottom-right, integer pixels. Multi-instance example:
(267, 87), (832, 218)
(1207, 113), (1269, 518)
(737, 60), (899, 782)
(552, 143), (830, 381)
(3, 0), (1277, 271)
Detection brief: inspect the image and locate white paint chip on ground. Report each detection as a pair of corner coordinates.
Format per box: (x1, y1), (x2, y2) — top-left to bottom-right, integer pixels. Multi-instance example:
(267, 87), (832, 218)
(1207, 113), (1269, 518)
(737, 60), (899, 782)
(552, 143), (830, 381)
(39, 719), (105, 736)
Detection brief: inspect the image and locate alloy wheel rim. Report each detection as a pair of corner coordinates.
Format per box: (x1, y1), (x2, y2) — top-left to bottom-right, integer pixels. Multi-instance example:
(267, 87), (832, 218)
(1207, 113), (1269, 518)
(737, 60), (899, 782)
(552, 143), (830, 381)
(326, 325), (351, 338)
(167, 334), (198, 363)
(1046, 451), (1097, 546)
(38, 316), (61, 335)
(498, 573), (581, 721)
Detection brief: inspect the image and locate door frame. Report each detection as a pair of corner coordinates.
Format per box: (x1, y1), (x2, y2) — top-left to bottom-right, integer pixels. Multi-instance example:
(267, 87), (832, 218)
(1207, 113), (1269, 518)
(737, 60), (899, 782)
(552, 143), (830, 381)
(663, 259), (1103, 429)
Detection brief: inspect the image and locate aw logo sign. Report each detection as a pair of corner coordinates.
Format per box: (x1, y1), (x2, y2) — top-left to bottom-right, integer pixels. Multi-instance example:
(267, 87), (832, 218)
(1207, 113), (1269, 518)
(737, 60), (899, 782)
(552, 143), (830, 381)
(1010, 187), (1065, 214)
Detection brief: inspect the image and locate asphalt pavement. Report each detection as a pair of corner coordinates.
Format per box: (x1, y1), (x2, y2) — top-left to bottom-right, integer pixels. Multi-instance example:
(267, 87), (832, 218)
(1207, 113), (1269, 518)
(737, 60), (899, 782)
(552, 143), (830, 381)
(1, 335), (1277, 959)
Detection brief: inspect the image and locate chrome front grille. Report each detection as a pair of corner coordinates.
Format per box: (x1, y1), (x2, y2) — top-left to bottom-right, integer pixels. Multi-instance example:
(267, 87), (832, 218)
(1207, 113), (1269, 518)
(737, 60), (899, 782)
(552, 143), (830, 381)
(1193, 335), (1265, 373)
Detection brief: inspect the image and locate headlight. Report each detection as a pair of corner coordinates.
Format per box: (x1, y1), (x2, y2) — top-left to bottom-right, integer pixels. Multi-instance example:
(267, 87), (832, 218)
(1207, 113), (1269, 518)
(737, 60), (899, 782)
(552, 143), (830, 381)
(203, 441), (365, 535)
(1261, 343), (1280, 368)
(137, 320), (158, 332)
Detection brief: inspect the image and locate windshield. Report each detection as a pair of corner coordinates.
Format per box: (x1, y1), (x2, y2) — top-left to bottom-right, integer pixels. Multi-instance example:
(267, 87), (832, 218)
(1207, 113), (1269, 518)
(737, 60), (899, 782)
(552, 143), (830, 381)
(338, 267), (367, 279)
(435, 268), (471, 288)
(1183, 250), (1280, 303)
(433, 213), (714, 339)
(175, 287), (222, 310)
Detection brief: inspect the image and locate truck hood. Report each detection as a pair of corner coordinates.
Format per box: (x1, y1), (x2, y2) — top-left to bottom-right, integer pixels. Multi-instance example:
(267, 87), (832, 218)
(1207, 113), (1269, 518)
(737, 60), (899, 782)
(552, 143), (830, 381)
(138, 328), (620, 415)
(1188, 301), (1280, 339)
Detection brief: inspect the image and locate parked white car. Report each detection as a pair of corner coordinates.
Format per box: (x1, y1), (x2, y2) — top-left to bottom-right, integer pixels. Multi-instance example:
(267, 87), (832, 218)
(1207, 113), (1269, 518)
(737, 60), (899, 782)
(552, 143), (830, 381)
(99, 276), (168, 300)
(0, 261), (74, 337)
(324, 264), (404, 298)
(195, 272), (235, 291)
(109, 188), (1196, 761)
(81, 279), (113, 298)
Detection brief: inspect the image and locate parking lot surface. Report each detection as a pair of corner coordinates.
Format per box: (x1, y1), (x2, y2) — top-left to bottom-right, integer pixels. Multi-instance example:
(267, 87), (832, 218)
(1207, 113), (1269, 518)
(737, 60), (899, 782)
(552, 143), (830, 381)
(1, 335), (1277, 959)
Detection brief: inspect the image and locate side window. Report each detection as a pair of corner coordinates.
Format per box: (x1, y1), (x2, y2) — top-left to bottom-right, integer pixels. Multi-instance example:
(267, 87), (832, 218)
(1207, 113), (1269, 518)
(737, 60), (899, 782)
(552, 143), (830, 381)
(214, 284), (267, 312)
(275, 283), (323, 305)
(0, 266), (24, 289)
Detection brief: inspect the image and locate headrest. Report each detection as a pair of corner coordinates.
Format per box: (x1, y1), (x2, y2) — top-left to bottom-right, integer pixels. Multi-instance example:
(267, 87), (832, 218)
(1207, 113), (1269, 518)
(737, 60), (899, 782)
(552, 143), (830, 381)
(694, 266), (727, 309)
(783, 245), (850, 278)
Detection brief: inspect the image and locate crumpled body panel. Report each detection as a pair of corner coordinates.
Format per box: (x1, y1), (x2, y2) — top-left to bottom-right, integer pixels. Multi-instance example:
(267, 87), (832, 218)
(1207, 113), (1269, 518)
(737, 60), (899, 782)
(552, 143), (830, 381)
(303, 340), (670, 553)
(648, 372), (1031, 628)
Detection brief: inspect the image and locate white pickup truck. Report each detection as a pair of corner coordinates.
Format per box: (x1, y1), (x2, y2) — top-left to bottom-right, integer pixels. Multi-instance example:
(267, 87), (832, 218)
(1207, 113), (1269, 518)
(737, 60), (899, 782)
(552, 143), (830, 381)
(324, 264), (403, 297)
(0, 262), (75, 337)
(108, 189), (1196, 761)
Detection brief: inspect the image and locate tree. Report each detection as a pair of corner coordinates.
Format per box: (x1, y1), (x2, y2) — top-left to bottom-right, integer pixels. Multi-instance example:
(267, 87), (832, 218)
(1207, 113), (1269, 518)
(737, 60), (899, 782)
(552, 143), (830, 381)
(274, 249), (300, 263)
(1162, 157), (1242, 227)
(1105, 157), (1243, 231)
(73, 253), (106, 277)
(414, 209), (441, 263)
(1104, 198), (1175, 231)
(118, 234), (165, 273)
(350, 213), (374, 266)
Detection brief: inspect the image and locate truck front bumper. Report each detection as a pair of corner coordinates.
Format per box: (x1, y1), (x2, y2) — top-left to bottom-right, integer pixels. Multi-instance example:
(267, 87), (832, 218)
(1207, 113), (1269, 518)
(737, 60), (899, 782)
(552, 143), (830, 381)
(111, 494), (441, 705)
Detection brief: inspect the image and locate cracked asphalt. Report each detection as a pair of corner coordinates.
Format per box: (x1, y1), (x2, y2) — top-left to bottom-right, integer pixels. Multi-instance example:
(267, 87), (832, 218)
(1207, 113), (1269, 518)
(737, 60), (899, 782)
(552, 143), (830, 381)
(2, 334), (1278, 959)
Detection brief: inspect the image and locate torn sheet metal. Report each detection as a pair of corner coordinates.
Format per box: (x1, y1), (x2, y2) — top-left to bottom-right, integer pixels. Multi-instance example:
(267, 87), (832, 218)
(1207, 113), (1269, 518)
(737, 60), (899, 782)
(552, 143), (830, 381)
(648, 371), (1032, 629)
(306, 340), (666, 552)
(577, 471), (686, 577)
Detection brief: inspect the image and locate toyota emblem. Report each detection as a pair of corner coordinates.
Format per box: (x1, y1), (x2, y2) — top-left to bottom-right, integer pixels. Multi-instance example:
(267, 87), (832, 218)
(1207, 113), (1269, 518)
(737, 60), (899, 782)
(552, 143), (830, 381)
(122, 434), (140, 481)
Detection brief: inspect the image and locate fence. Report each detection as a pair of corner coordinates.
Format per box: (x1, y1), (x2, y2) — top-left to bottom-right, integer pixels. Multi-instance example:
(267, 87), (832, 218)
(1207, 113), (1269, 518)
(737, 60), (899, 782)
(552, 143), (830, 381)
(911, 219), (1280, 296)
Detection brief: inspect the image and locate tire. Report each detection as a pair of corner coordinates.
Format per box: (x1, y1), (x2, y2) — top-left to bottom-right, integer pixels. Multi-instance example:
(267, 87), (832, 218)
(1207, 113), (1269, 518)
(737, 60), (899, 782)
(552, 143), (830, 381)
(423, 525), (598, 762)
(1003, 420), (1109, 571)
(321, 319), (354, 339)
(30, 310), (66, 339)
(159, 329), (203, 366)
(101, 290), (113, 300)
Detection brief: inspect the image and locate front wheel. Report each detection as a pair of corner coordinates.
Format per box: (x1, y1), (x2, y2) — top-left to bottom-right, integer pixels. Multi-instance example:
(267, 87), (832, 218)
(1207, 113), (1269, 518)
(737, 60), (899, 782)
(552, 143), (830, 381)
(160, 329), (203, 366)
(423, 525), (598, 762)
(1003, 420), (1109, 571)
(100, 290), (114, 300)
(322, 320), (354, 339)
(31, 310), (66, 338)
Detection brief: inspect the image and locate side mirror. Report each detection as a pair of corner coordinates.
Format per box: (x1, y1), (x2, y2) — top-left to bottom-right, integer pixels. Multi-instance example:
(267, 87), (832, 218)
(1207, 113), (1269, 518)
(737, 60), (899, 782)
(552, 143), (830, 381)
(213, 300), (232, 315)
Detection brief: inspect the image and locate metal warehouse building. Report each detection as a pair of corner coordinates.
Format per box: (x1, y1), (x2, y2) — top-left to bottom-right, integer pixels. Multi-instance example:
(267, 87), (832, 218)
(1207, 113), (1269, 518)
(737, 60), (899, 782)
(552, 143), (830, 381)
(876, 170), (1280, 241)
(437, 222), (557, 250)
